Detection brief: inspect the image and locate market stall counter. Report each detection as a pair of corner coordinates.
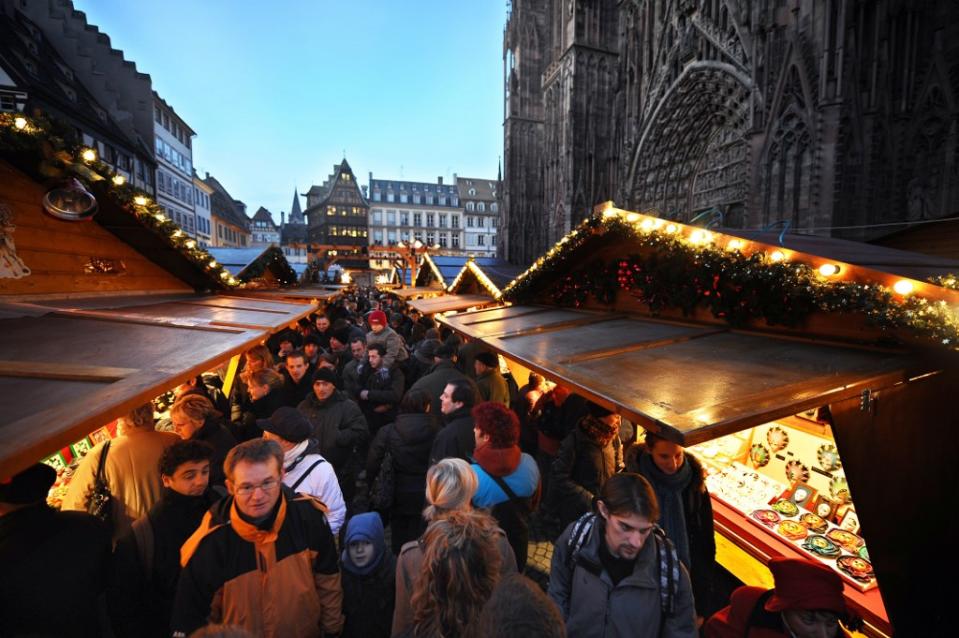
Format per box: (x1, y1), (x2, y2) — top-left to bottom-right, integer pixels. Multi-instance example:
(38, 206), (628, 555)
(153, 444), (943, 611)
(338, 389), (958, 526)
(436, 204), (959, 637)
(406, 293), (499, 317)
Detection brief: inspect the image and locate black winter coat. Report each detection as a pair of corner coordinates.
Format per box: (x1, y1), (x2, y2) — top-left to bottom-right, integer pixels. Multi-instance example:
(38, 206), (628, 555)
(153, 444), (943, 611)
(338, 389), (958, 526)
(190, 416), (237, 487)
(552, 426), (623, 528)
(429, 406), (476, 464)
(298, 390), (369, 471)
(408, 360), (470, 417)
(281, 364), (316, 408)
(625, 445), (716, 617)
(110, 488), (221, 638)
(367, 413), (440, 516)
(0, 505), (111, 638)
(235, 387), (286, 441)
(342, 552), (396, 638)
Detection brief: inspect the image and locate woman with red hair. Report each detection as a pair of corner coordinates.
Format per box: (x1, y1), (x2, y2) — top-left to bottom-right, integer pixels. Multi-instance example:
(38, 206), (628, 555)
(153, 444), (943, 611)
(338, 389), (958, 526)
(470, 401), (541, 570)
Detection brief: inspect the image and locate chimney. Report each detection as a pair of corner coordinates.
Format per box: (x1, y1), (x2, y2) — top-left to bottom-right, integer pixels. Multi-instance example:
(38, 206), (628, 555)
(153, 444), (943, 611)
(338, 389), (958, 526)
(205, 171), (210, 179)
(453, 172), (458, 184)
(281, 211), (286, 225)
(437, 176), (443, 185)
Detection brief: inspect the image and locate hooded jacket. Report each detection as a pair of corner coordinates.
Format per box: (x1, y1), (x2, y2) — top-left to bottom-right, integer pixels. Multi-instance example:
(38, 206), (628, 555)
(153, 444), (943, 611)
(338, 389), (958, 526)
(367, 412), (440, 516)
(365, 326), (408, 368)
(548, 516), (697, 638)
(341, 513), (396, 638)
(408, 359), (468, 416)
(476, 368), (510, 406)
(298, 390), (369, 472)
(552, 422), (623, 528)
(171, 487), (343, 638)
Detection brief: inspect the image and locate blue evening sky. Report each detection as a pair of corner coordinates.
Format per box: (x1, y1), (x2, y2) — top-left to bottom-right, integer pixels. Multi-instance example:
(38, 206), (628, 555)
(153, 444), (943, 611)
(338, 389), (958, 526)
(73, 0), (505, 222)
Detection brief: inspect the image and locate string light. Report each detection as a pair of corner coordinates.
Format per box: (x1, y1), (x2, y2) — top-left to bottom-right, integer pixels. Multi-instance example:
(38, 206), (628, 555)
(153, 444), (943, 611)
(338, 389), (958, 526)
(640, 219), (655, 231)
(726, 239), (744, 252)
(111, 174), (126, 186)
(80, 147), (97, 162)
(172, 230), (183, 238)
(770, 250), (786, 262)
(689, 229), (712, 244)
(665, 223), (678, 234)
(185, 239), (196, 249)
(133, 195), (149, 206)
(626, 212), (640, 223)
(14, 117), (27, 130)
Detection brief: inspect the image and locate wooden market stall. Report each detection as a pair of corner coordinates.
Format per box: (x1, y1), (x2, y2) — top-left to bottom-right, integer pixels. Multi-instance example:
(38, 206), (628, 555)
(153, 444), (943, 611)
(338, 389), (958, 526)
(0, 118), (316, 487)
(207, 245), (298, 288)
(413, 252), (459, 288)
(446, 257), (527, 299)
(437, 203), (959, 637)
(391, 286), (446, 301)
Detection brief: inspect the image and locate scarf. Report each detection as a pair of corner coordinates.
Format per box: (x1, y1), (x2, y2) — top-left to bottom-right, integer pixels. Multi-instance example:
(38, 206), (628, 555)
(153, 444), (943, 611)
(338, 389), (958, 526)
(638, 451), (692, 569)
(472, 443), (521, 477)
(283, 440), (311, 471)
(578, 414), (618, 446)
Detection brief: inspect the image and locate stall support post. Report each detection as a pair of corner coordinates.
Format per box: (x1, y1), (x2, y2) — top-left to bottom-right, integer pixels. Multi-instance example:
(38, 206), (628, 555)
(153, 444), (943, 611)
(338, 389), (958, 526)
(221, 353), (242, 398)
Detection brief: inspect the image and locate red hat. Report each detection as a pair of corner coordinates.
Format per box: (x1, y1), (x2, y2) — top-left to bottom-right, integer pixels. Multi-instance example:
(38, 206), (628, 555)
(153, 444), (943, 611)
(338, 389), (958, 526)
(368, 310), (388, 326)
(764, 557), (846, 614)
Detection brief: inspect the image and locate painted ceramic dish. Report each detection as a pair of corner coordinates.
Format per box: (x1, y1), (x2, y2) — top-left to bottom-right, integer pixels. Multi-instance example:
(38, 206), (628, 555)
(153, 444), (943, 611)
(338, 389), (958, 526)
(829, 476), (850, 502)
(826, 528), (864, 553)
(785, 460), (810, 484)
(771, 499), (799, 517)
(837, 555), (874, 582)
(750, 443), (770, 468)
(802, 535), (841, 557)
(766, 426), (789, 452)
(752, 509), (781, 527)
(817, 444), (842, 472)
(858, 546), (870, 561)
(778, 520), (808, 541)
(800, 513), (829, 534)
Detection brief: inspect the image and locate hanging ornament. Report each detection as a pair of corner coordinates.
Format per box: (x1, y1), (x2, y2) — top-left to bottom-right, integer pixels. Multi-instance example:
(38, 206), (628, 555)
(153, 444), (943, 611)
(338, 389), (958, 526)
(42, 178), (97, 221)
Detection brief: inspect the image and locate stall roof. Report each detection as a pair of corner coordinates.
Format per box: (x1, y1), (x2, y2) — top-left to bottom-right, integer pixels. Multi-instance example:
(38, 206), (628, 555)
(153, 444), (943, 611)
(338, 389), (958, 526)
(392, 286), (446, 300)
(229, 286), (343, 304)
(419, 255), (522, 289)
(407, 294), (499, 316)
(0, 293), (315, 477)
(447, 259), (528, 297)
(438, 304), (922, 446)
(207, 246), (297, 285)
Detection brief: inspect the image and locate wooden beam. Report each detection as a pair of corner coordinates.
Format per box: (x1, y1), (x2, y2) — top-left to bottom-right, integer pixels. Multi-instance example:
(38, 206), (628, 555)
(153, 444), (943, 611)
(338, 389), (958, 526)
(495, 314), (627, 340)
(460, 306), (553, 326)
(0, 361), (138, 382)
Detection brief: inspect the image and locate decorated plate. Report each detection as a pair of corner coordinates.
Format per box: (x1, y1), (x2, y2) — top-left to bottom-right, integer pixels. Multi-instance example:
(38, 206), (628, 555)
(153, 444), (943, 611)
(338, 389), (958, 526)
(785, 460), (810, 484)
(802, 535), (841, 557)
(766, 426), (789, 452)
(837, 555), (874, 582)
(749, 443), (770, 468)
(751, 509), (781, 527)
(800, 513), (829, 534)
(858, 546), (870, 561)
(778, 520), (808, 541)
(771, 499), (799, 517)
(826, 528), (864, 553)
(792, 485), (813, 504)
(817, 444), (842, 472)
(829, 476), (850, 502)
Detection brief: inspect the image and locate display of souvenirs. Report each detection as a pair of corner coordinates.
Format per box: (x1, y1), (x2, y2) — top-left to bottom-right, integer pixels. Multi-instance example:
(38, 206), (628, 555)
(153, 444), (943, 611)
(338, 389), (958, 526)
(829, 476), (850, 502)
(803, 535), (841, 557)
(817, 443), (842, 472)
(800, 513), (829, 534)
(690, 430), (751, 466)
(704, 462), (785, 513)
(790, 484), (816, 508)
(858, 546), (870, 561)
(749, 443), (770, 468)
(778, 520), (808, 541)
(837, 555), (875, 583)
(771, 499), (799, 517)
(826, 528), (865, 553)
(752, 509), (781, 527)
(766, 426), (789, 452)
(785, 459), (810, 484)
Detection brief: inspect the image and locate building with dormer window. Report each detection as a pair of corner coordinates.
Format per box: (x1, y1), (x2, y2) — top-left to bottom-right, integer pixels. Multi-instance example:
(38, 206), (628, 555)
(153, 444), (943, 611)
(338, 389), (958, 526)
(304, 159), (369, 269)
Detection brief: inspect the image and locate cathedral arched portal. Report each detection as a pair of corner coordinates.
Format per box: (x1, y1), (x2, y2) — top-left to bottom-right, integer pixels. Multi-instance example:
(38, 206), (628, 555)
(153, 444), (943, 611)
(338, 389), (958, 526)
(626, 60), (754, 225)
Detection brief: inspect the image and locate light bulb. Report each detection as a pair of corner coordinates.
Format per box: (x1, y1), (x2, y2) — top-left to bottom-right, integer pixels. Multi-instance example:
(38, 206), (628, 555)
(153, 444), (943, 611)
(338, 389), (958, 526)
(80, 148), (97, 162)
(112, 174), (126, 186)
(689, 229), (711, 244)
(665, 223), (678, 234)
(14, 117), (27, 130)
(155, 213), (167, 222)
(209, 260), (217, 267)
(893, 280), (914, 295)
(818, 264), (840, 277)
(726, 240), (743, 251)
(640, 219), (654, 231)
(626, 212), (640, 223)
(185, 239), (196, 249)
(133, 195), (148, 206)
(770, 250), (786, 262)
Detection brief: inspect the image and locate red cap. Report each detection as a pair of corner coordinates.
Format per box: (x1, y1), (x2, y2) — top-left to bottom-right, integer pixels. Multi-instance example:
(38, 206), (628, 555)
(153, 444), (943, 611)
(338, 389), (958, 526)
(368, 310), (388, 326)
(764, 557), (846, 614)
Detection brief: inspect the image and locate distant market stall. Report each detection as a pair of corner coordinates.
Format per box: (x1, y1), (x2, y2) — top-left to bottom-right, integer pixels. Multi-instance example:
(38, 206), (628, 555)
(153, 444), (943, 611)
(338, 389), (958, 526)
(208, 245), (298, 288)
(437, 203), (959, 637)
(446, 257), (527, 299)
(0, 114), (315, 489)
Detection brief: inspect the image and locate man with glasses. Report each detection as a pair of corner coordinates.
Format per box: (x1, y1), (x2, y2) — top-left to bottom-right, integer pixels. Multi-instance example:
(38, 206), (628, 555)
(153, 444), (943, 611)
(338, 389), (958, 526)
(171, 439), (344, 638)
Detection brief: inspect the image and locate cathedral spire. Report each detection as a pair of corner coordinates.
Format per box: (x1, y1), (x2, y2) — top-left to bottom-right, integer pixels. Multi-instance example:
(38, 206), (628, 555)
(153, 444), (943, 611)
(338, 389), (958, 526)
(289, 187), (304, 224)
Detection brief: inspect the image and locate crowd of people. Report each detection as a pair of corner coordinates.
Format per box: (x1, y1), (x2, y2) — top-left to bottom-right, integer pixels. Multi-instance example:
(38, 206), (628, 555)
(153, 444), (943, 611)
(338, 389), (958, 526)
(0, 288), (859, 638)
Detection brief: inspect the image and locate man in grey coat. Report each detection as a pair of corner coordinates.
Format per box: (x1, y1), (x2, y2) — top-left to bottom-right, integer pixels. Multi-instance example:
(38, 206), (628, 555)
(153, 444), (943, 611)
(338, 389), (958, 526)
(548, 473), (697, 638)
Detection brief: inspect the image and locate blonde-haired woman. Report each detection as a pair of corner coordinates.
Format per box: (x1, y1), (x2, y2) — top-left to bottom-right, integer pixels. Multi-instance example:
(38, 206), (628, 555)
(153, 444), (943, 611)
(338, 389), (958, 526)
(392, 458), (517, 637)
(170, 394), (236, 487)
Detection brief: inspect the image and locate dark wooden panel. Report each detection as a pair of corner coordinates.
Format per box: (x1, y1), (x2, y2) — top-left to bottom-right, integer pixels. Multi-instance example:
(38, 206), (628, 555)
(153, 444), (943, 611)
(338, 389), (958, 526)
(407, 294), (495, 315)
(460, 308), (593, 339)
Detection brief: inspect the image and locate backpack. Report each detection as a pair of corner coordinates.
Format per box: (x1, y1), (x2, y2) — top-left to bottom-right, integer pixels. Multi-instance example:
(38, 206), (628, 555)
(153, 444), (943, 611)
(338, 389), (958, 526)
(487, 471), (534, 570)
(564, 513), (680, 618)
(370, 447), (396, 511)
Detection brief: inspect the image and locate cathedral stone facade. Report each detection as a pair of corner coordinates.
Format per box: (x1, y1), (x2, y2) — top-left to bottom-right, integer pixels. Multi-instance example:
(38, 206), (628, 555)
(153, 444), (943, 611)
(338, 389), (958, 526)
(501, 0), (959, 266)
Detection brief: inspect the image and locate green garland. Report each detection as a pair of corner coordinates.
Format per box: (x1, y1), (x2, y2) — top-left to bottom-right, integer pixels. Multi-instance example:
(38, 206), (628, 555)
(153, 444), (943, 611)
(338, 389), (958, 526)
(504, 215), (959, 348)
(0, 112), (237, 288)
(929, 274), (959, 291)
